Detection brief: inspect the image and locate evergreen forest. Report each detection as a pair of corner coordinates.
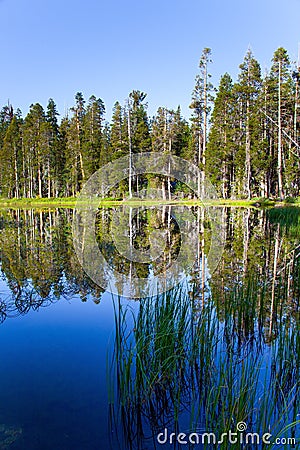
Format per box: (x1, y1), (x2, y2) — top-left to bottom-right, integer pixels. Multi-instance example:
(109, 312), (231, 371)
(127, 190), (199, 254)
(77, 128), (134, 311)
(0, 47), (299, 201)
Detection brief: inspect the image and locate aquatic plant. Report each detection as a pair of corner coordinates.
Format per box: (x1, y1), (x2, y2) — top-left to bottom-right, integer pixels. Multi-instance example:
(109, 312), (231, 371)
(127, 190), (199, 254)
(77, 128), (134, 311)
(108, 252), (300, 449)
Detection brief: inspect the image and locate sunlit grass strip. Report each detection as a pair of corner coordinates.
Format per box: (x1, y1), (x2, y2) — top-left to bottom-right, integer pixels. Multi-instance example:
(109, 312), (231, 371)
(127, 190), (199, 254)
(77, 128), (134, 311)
(1, 196), (299, 209)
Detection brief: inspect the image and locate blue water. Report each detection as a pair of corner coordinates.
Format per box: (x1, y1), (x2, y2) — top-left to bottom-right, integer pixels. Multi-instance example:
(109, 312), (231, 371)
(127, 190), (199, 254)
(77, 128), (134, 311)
(0, 205), (299, 449)
(0, 293), (116, 449)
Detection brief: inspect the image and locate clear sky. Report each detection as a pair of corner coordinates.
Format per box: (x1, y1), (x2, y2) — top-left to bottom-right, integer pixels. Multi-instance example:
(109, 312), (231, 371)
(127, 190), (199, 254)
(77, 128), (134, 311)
(0, 0), (299, 121)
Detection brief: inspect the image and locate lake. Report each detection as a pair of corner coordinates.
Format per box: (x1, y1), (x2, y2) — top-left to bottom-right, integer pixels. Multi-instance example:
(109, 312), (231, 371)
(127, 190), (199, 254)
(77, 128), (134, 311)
(0, 206), (299, 449)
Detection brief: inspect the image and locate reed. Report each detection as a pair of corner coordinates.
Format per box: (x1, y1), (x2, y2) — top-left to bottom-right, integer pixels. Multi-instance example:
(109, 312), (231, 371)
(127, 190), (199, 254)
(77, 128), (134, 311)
(108, 249), (300, 449)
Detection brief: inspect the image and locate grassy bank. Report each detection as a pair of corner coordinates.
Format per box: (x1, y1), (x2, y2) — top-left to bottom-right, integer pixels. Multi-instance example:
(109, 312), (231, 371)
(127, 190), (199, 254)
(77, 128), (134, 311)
(0, 196), (299, 209)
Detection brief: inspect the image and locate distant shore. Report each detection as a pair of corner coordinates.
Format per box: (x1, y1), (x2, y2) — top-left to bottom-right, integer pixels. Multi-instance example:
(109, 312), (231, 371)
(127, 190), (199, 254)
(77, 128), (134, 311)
(0, 196), (299, 209)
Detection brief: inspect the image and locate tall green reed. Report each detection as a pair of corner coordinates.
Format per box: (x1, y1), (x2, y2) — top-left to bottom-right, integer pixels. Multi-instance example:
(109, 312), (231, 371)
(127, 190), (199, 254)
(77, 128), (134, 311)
(108, 251), (300, 449)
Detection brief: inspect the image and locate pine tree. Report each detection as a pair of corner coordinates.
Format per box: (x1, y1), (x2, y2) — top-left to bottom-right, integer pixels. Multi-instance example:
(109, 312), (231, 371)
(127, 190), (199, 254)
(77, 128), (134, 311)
(151, 106), (189, 157)
(127, 90), (151, 196)
(189, 48), (213, 195)
(110, 101), (128, 160)
(0, 102), (15, 196)
(82, 95), (105, 177)
(99, 121), (111, 166)
(64, 92), (86, 195)
(58, 117), (70, 196)
(267, 48), (294, 199)
(151, 106), (190, 197)
(151, 107), (169, 154)
(23, 103), (47, 197)
(235, 49), (262, 198)
(207, 73), (235, 198)
(128, 90), (151, 153)
(151, 106), (174, 198)
(70, 92), (86, 184)
(46, 98), (61, 197)
(290, 59), (300, 194)
(172, 106), (190, 159)
(0, 114), (22, 198)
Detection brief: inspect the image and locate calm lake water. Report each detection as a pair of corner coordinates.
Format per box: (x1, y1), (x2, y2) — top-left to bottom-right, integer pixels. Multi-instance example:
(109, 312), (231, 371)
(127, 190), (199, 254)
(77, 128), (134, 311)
(0, 206), (299, 449)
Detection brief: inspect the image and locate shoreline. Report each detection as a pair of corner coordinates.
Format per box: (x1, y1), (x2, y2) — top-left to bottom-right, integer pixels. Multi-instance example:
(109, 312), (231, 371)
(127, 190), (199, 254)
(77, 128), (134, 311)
(0, 196), (299, 209)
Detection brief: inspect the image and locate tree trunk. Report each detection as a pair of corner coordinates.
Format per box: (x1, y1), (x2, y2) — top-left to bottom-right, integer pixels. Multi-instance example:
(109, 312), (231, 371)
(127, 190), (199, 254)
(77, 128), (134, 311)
(128, 108), (132, 199)
(245, 99), (251, 199)
(202, 62), (207, 197)
(14, 145), (19, 199)
(47, 158), (51, 198)
(269, 224), (280, 335)
(38, 162), (42, 198)
(278, 61), (284, 200)
(198, 131), (201, 197)
(162, 180), (166, 200)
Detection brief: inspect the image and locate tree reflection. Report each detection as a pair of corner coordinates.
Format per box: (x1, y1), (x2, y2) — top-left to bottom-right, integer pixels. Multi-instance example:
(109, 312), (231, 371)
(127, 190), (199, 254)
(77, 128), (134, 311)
(106, 206), (300, 449)
(0, 206), (299, 327)
(0, 208), (105, 321)
(0, 206), (299, 448)
(109, 254), (300, 449)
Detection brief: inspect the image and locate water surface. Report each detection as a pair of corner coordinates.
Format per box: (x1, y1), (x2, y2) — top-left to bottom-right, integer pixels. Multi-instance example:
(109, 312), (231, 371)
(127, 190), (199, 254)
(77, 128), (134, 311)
(0, 207), (299, 449)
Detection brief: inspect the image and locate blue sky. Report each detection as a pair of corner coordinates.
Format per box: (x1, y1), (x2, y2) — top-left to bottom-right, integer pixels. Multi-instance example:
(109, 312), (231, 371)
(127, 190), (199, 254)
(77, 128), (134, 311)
(0, 0), (299, 121)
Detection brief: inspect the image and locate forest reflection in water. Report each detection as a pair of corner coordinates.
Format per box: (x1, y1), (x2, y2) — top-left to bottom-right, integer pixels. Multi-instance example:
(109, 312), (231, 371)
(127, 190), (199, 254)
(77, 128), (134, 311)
(0, 206), (299, 324)
(0, 206), (299, 449)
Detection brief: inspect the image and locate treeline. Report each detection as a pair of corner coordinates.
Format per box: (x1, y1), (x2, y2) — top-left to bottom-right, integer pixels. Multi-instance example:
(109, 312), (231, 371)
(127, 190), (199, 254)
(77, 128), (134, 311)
(0, 47), (299, 200)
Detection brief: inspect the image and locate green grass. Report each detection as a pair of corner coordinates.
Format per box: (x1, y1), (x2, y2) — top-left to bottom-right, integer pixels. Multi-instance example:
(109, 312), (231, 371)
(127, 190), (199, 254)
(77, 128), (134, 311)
(267, 206), (300, 237)
(1, 195), (299, 209)
(108, 257), (300, 449)
(0, 196), (79, 208)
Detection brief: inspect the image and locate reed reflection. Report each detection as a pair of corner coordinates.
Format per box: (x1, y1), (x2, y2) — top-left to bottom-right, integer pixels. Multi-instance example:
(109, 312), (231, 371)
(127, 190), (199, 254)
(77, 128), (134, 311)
(107, 206), (300, 449)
